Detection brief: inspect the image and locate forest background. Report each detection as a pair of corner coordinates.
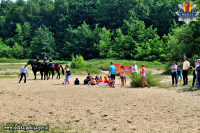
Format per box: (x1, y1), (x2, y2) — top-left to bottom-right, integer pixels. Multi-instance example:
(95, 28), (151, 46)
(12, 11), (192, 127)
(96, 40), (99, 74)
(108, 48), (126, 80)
(0, 0), (200, 66)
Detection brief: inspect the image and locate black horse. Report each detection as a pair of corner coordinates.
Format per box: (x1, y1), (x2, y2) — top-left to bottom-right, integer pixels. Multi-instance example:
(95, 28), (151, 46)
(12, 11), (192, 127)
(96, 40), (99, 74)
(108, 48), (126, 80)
(27, 59), (49, 80)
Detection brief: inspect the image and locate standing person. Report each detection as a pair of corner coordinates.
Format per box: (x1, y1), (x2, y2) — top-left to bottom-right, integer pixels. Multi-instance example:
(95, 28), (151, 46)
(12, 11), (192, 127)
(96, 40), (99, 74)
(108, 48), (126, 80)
(48, 56), (53, 71)
(120, 66), (125, 87)
(19, 65), (28, 83)
(65, 65), (70, 85)
(176, 62), (182, 84)
(191, 60), (198, 87)
(140, 64), (150, 88)
(182, 57), (190, 85)
(62, 65), (68, 84)
(131, 62), (138, 74)
(109, 62), (116, 88)
(170, 61), (177, 85)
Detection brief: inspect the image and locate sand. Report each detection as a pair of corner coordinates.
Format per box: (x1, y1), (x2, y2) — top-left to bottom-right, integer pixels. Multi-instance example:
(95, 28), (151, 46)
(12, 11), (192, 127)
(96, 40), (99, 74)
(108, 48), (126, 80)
(0, 71), (200, 132)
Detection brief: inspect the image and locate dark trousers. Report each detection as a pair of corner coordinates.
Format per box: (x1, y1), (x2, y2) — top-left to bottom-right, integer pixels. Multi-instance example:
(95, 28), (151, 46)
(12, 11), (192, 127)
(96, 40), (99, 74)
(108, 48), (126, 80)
(192, 73), (196, 86)
(183, 70), (188, 85)
(172, 72), (177, 85)
(19, 73), (26, 83)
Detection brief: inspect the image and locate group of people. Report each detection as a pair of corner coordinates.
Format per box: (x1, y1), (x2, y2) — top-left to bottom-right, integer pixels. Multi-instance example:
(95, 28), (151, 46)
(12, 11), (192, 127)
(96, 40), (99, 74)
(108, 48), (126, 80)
(170, 57), (200, 88)
(36, 56), (53, 70)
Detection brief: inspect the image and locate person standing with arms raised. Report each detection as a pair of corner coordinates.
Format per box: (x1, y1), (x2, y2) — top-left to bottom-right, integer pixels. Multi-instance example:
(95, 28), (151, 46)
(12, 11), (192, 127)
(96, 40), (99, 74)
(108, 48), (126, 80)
(183, 57), (190, 85)
(109, 62), (116, 88)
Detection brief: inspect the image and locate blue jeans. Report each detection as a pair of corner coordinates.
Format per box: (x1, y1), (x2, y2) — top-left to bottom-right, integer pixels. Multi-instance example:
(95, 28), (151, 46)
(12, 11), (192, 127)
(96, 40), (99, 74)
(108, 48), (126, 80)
(196, 74), (200, 87)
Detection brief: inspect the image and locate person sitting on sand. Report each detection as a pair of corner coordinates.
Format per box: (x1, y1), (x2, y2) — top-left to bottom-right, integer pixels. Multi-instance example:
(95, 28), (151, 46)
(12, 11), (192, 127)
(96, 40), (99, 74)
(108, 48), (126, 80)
(104, 76), (109, 83)
(108, 75), (112, 86)
(98, 76), (103, 83)
(87, 73), (91, 82)
(88, 77), (96, 85)
(95, 76), (99, 84)
(74, 78), (80, 85)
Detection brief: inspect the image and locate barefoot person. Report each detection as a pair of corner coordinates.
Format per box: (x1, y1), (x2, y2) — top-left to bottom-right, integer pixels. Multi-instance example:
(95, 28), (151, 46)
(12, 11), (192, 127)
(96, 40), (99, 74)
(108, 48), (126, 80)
(177, 62), (182, 84)
(120, 66), (125, 87)
(65, 65), (70, 85)
(140, 64), (150, 88)
(109, 62), (116, 88)
(171, 61), (177, 85)
(88, 77), (96, 85)
(19, 65), (28, 83)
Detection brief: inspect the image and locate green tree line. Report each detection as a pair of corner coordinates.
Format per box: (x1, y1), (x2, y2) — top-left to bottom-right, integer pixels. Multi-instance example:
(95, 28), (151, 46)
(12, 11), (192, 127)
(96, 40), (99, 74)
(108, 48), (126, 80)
(0, 0), (199, 62)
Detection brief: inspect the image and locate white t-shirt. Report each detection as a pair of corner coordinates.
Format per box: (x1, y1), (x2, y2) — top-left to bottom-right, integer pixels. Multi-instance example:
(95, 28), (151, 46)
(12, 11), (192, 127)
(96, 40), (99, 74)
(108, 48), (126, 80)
(131, 65), (138, 73)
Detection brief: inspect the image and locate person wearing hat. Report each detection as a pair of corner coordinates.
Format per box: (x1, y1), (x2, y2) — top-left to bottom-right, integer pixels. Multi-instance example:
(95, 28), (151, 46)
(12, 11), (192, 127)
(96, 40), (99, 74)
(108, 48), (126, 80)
(43, 56), (47, 63)
(182, 57), (190, 85)
(109, 62), (116, 88)
(36, 56), (40, 65)
(48, 56), (53, 70)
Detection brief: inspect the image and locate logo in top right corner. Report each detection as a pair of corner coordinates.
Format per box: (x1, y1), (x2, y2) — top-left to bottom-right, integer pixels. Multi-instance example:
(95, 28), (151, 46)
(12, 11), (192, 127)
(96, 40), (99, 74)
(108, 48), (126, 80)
(175, 1), (199, 24)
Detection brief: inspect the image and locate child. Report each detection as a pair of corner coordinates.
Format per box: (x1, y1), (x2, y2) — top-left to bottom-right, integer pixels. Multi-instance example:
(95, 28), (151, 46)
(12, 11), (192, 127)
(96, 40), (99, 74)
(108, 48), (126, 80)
(140, 64), (150, 88)
(120, 66), (125, 87)
(62, 66), (67, 84)
(108, 75), (112, 86)
(98, 76), (103, 83)
(95, 76), (99, 84)
(65, 65), (70, 85)
(104, 76), (109, 83)
(74, 78), (80, 85)
(88, 77), (96, 85)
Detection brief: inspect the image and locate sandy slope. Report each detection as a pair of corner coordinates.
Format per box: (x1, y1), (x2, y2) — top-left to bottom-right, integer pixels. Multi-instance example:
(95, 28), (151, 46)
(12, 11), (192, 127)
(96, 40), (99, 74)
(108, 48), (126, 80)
(0, 72), (200, 133)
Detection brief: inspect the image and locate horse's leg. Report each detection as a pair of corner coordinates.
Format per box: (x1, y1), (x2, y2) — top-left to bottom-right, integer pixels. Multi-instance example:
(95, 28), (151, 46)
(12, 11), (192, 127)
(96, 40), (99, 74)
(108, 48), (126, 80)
(34, 72), (36, 80)
(52, 71), (54, 79)
(41, 72), (43, 80)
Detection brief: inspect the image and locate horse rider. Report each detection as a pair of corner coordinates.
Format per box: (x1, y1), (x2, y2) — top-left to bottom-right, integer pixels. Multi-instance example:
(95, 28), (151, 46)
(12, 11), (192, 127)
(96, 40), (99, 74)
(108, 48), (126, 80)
(43, 56), (47, 64)
(48, 56), (53, 71)
(36, 55), (40, 65)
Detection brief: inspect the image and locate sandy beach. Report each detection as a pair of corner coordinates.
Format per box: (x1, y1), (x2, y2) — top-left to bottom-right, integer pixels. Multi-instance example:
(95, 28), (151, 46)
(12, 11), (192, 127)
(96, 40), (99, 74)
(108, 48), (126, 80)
(0, 71), (200, 132)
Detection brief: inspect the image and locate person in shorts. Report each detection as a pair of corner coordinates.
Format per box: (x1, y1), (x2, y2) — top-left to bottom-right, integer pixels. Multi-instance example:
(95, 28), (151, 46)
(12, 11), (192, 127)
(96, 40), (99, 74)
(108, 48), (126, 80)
(109, 62), (116, 88)
(88, 77), (96, 85)
(176, 62), (182, 84)
(120, 66), (125, 87)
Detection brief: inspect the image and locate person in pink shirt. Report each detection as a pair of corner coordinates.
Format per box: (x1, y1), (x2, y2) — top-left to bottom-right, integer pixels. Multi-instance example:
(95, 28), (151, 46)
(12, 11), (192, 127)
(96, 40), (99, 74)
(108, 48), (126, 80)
(120, 66), (125, 87)
(140, 64), (150, 88)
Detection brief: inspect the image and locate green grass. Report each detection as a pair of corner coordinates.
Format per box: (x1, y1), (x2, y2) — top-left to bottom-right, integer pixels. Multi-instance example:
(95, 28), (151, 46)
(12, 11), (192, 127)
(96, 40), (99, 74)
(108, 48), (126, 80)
(0, 76), (18, 79)
(0, 92), (4, 94)
(0, 72), (19, 75)
(130, 71), (161, 87)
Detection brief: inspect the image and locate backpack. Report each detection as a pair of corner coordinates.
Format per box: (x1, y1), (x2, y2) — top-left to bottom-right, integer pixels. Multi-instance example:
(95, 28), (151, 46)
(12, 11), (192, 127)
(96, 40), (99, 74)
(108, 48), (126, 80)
(84, 79), (88, 84)
(67, 71), (71, 76)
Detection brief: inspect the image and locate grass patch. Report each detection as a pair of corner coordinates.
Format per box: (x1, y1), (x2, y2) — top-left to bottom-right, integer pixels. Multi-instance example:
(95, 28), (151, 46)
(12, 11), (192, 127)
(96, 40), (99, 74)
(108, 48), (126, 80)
(130, 71), (161, 87)
(0, 92), (4, 94)
(0, 72), (19, 75)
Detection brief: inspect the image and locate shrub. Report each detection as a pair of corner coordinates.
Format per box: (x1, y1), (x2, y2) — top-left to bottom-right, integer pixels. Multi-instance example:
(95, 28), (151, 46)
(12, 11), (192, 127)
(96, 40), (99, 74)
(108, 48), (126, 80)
(116, 71), (120, 76)
(130, 71), (161, 87)
(71, 54), (86, 69)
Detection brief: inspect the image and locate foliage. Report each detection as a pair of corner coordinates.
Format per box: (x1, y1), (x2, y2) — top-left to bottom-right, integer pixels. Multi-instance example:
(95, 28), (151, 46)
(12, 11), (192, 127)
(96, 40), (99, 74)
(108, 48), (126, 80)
(130, 71), (161, 87)
(71, 54), (86, 69)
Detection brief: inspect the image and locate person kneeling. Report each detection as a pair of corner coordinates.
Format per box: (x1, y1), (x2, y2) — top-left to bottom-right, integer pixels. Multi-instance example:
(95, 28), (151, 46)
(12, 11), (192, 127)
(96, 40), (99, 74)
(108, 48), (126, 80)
(88, 77), (96, 85)
(74, 78), (80, 85)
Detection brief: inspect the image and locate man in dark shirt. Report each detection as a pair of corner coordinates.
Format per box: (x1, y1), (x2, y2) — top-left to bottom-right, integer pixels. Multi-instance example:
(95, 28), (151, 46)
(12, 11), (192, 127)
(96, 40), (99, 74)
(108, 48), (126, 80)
(43, 56), (47, 63)
(36, 56), (40, 65)
(48, 56), (53, 71)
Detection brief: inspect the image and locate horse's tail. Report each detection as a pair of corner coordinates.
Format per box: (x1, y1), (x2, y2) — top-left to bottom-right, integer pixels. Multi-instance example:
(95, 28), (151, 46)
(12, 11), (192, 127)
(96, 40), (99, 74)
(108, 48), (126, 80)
(60, 65), (64, 75)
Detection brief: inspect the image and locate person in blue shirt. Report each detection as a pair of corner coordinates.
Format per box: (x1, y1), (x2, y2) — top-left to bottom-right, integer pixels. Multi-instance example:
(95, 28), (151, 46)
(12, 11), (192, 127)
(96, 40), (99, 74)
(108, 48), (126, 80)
(48, 56), (53, 70)
(170, 61), (177, 85)
(19, 65), (29, 83)
(109, 62), (116, 88)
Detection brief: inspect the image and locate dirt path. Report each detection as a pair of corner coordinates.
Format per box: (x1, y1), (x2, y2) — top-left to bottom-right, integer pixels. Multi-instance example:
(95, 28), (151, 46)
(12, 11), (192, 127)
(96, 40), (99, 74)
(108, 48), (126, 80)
(0, 72), (200, 132)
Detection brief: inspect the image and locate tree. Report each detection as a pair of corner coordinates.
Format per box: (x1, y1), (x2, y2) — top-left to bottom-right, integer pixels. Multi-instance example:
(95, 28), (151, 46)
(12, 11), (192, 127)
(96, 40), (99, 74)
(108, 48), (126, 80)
(30, 27), (55, 58)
